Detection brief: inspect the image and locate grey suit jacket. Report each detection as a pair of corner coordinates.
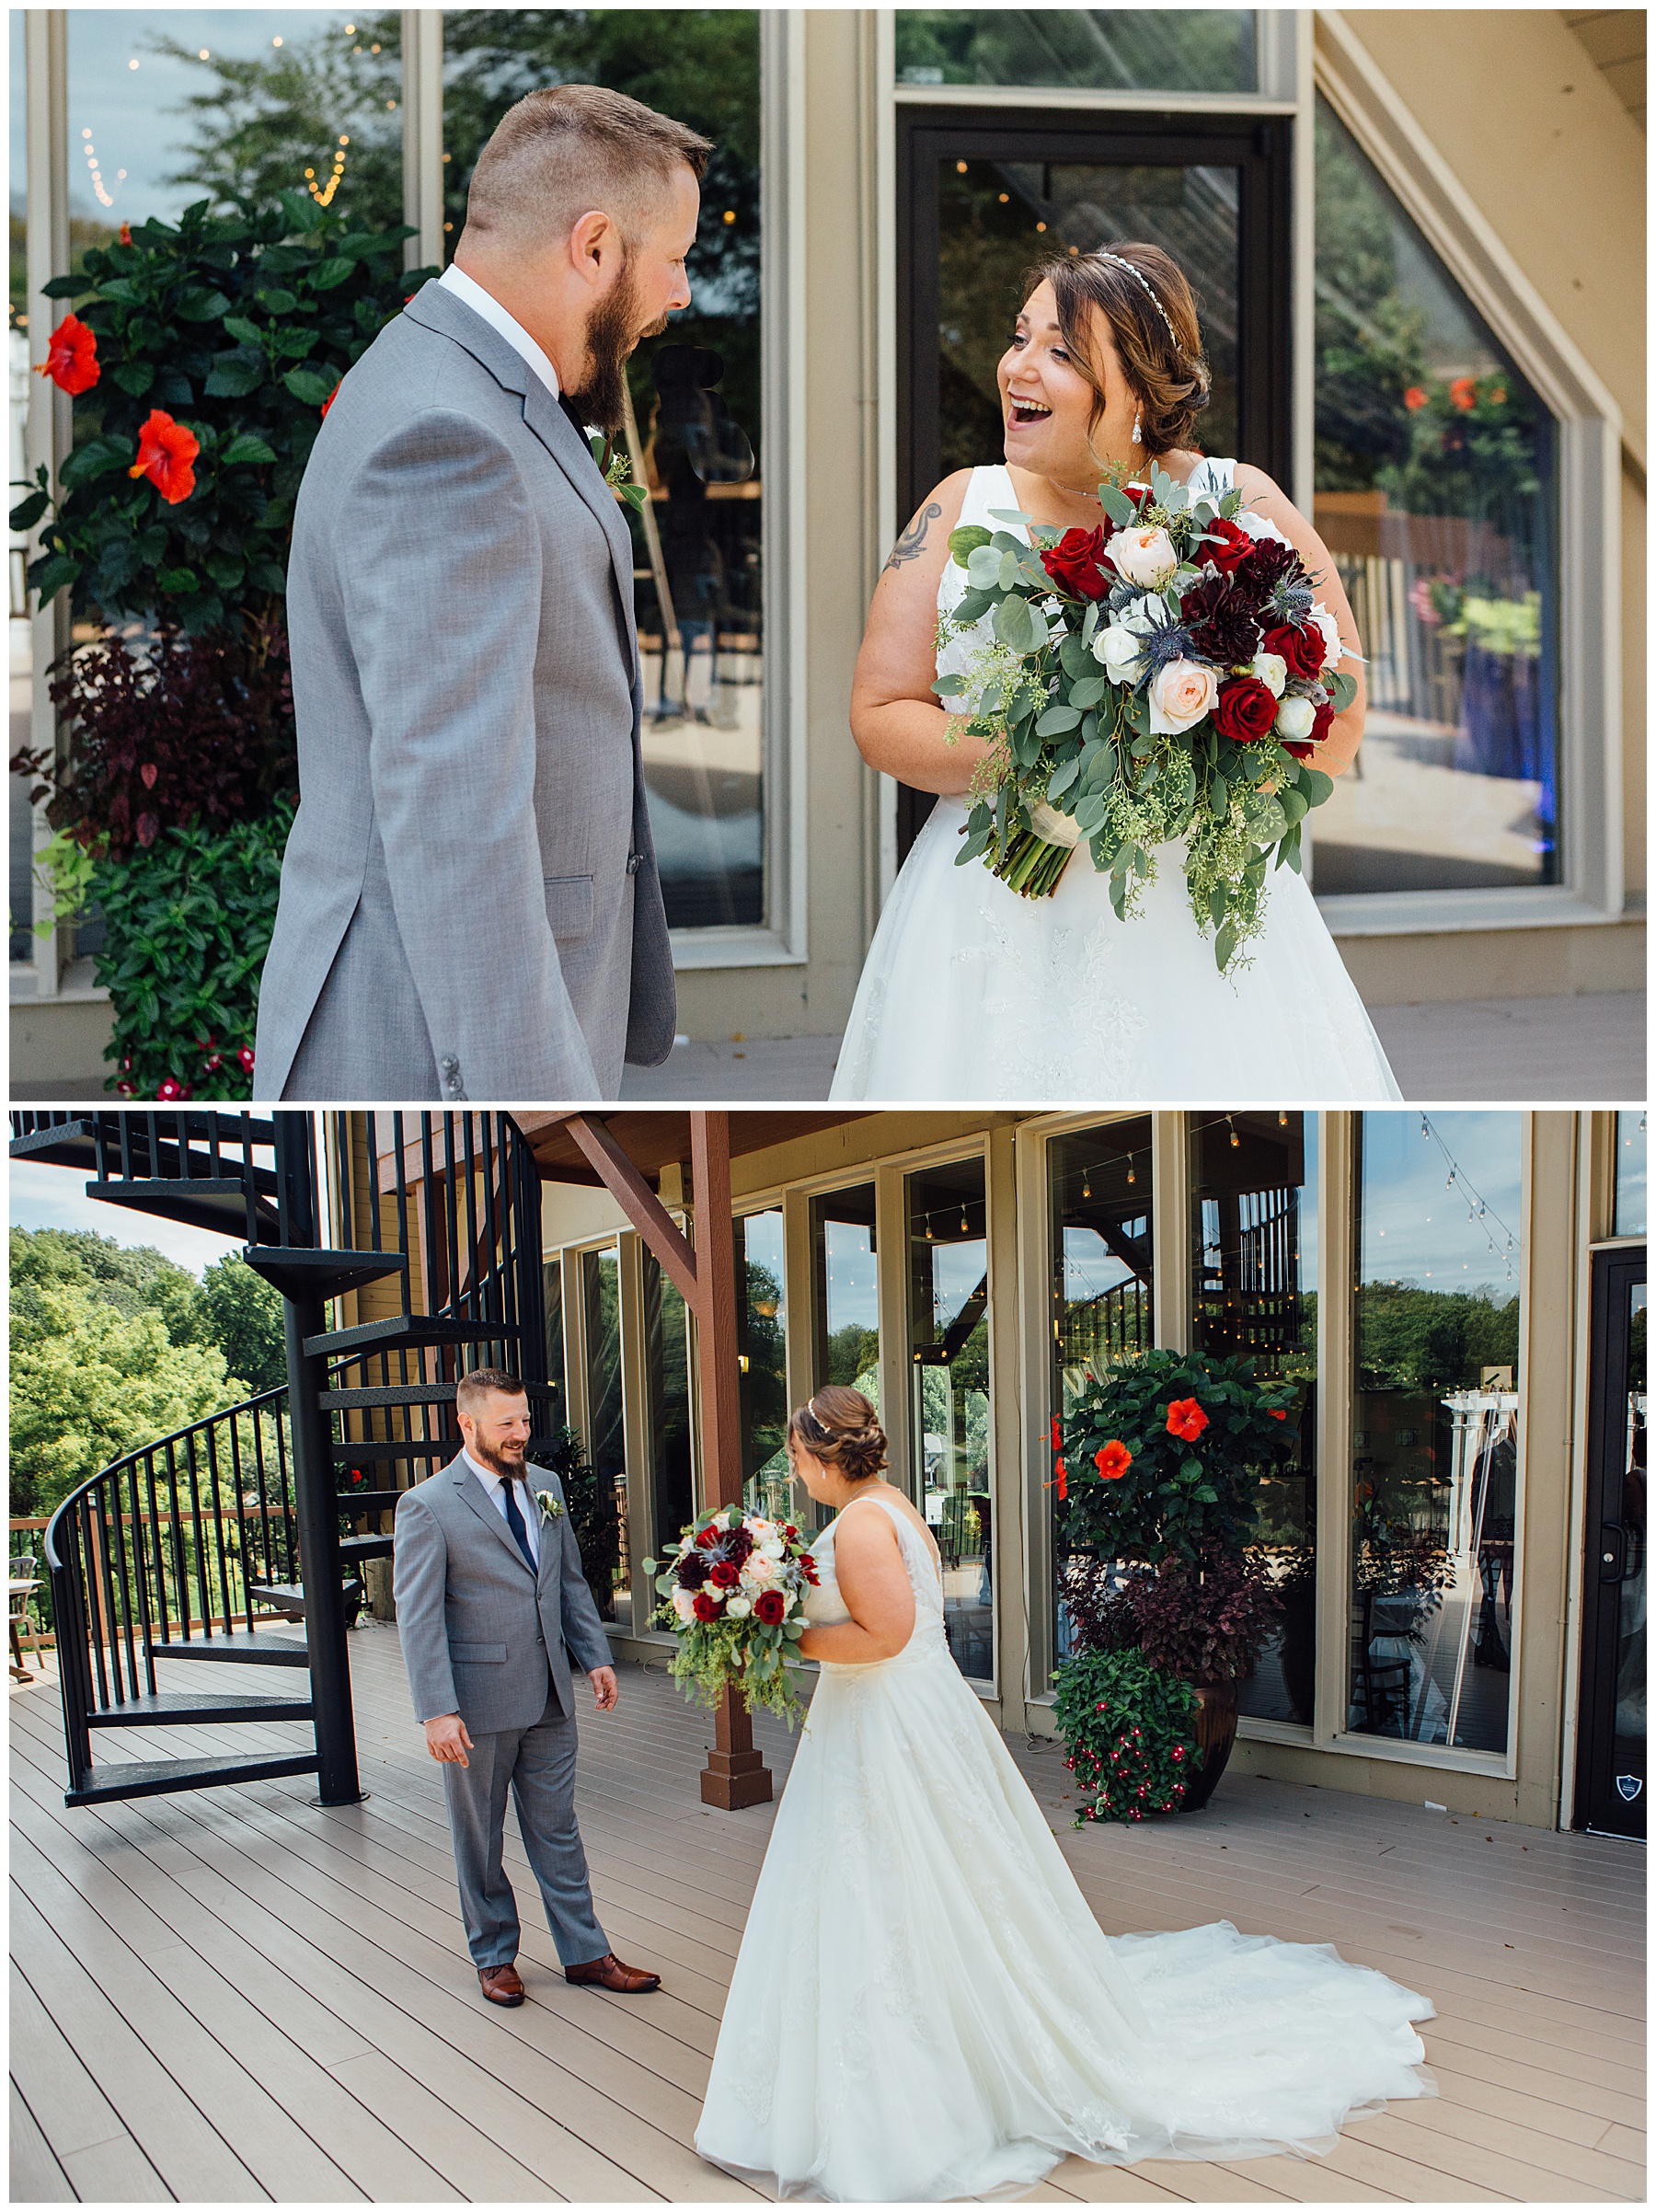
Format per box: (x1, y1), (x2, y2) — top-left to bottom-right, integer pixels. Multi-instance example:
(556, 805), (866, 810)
(254, 281), (676, 1103)
(392, 1453), (615, 1736)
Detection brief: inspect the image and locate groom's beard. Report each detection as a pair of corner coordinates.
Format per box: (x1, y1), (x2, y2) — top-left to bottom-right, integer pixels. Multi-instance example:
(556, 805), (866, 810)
(470, 1435), (527, 1480)
(568, 258), (672, 433)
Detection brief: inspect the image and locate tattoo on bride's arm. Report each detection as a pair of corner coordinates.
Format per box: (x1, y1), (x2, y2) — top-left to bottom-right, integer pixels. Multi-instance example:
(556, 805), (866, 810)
(885, 501), (943, 571)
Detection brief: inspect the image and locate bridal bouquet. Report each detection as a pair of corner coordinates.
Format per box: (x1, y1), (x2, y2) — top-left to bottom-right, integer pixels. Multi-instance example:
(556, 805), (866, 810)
(934, 463), (1357, 973)
(644, 1504), (819, 1724)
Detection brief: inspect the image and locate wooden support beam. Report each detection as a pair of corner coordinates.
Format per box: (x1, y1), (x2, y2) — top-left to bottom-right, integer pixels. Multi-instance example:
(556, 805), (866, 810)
(564, 1114), (702, 1311)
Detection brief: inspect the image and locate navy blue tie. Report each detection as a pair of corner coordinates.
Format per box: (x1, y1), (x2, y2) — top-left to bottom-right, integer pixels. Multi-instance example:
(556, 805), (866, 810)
(500, 1475), (536, 1573)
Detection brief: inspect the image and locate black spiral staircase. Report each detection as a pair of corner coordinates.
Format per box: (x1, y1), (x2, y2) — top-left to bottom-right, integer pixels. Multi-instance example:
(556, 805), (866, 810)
(10, 1110), (554, 1809)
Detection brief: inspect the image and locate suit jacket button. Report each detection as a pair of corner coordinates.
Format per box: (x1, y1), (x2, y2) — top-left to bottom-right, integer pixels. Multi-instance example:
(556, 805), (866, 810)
(626, 851), (642, 876)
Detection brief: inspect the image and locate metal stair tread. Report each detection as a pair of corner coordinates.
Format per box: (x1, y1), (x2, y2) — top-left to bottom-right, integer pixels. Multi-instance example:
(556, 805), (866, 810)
(67, 1750), (322, 1807)
(144, 1630), (310, 1667)
(88, 1691), (316, 1726)
(304, 1313), (523, 1358)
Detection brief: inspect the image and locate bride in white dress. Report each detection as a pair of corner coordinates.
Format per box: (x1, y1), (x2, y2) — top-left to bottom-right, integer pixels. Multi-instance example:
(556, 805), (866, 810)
(695, 1388), (1434, 2204)
(831, 243), (1401, 1103)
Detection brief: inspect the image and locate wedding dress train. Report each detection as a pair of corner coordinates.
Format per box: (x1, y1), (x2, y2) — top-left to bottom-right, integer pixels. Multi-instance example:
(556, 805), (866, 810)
(695, 1492), (1434, 2204)
(830, 463), (1404, 1103)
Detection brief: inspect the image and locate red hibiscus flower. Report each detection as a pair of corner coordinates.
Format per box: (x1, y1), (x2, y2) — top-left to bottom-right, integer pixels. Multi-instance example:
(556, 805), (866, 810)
(1201, 516), (1255, 575)
(692, 1591), (721, 1621)
(1448, 375), (1478, 413)
(1402, 386), (1429, 411)
(128, 409), (200, 505)
(753, 1587), (786, 1626)
(1268, 1408), (1288, 1420)
(1263, 620), (1326, 680)
(1040, 523), (1113, 602)
(320, 378), (342, 419)
(1050, 1415), (1063, 1453)
(707, 1559), (740, 1590)
(1212, 675), (1278, 746)
(36, 313), (99, 396)
(1165, 1397), (1210, 1442)
(1048, 1457), (1068, 1501)
(1285, 693), (1337, 761)
(1094, 1441), (1133, 1481)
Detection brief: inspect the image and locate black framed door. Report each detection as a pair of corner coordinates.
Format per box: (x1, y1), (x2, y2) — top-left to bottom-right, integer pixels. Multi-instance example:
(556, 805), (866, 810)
(896, 105), (1293, 858)
(1575, 1247), (1647, 1838)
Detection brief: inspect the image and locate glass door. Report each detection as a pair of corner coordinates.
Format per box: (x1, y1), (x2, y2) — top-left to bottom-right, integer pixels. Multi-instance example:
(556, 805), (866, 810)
(1576, 1249), (1647, 1838)
(896, 105), (1292, 858)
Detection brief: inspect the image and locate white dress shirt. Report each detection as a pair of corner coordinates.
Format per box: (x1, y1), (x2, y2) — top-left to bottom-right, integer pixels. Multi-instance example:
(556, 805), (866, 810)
(438, 262), (562, 401)
(464, 1447), (540, 1569)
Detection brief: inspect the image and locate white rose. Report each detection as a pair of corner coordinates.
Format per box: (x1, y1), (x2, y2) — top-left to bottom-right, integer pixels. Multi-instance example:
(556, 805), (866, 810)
(1274, 694), (1317, 742)
(726, 1596), (753, 1619)
(1250, 651), (1287, 698)
(1093, 623), (1147, 684)
(671, 1586), (697, 1622)
(758, 1537), (786, 1560)
(1147, 658), (1219, 735)
(1308, 603), (1342, 666)
(1105, 524), (1179, 590)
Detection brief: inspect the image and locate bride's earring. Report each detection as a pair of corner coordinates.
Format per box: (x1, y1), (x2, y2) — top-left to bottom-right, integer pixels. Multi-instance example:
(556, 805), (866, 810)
(1132, 409), (1143, 446)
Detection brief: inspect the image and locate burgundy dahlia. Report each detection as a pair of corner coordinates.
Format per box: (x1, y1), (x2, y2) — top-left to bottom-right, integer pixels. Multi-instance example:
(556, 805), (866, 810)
(1179, 572), (1263, 668)
(676, 1552), (709, 1590)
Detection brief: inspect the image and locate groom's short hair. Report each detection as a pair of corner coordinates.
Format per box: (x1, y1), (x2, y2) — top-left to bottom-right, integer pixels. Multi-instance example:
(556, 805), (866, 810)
(464, 84), (712, 253)
(456, 1365), (527, 1412)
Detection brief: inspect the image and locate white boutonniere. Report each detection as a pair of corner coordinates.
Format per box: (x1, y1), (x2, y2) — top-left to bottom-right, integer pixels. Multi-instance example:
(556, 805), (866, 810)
(535, 1489), (565, 1525)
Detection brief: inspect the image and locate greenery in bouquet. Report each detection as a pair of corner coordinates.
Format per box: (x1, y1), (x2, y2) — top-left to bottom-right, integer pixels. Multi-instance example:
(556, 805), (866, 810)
(1056, 1349), (1297, 1566)
(933, 461), (1357, 972)
(1052, 1646), (1200, 1825)
(646, 1503), (819, 1727)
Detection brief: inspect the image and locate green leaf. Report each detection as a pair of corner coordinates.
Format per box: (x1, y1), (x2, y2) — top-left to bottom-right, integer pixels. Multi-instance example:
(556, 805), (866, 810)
(1299, 766), (1334, 807)
(9, 490), (50, 532)
(203, 352), (265, 397)
(1214, 919), (1238, 971)
(1067, 674), (1106, 709)
(282, 367), (336, 406)
(1046, 756), (1080, 800)
(256, 286), (300, 314)
(29, 551), (81, 601)
(40, 274), (90, 299)
(221, 432), (279, 467)
(1099, 482), (1136, 527)
(96, 277), (145, 306)
(1035, 703), (1081, 738)
(948, 523), (992, 563)
(223, 315), (264, 346)
(175, 287), (231, 322)
(59, 437), (133, 490)
(109, 360), (156, 397)
(309, 257), (354, 292)
(156, 566), (200, 593)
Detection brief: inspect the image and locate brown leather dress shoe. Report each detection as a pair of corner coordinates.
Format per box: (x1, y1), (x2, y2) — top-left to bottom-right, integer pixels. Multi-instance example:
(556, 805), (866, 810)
(564, 1950), (661, 1993)
(477, 1961), (525, 2007)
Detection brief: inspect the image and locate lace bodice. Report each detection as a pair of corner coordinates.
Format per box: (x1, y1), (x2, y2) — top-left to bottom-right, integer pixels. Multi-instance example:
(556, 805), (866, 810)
(803, 1492), (949, 1667)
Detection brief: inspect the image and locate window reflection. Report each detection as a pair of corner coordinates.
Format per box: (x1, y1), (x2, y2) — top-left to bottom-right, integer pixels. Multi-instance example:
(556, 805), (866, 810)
(1616, 1112), (1648, 1238)
(439, 12), (765, 931)
(809, 1183), (880, 1538)
(738, 1206), (788, 1518)
(1190, 1112), (1317, 1725)
(896, 10), (1259, 93)
(543, 1255), (566, 1427)
(582, 1244), (628, 1630)
(643, 1247), (694, 1571)
(1049, 1118), (1153, 1669)
(1314, 97), (1559, 898)
(1350, 1113), (1523, 1754)
(907, 1158), (992, 1682)
(11, 11), (32, 965)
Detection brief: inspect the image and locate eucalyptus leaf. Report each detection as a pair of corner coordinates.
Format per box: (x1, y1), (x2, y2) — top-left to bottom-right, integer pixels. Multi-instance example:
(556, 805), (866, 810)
(1035, 703), (1081, 737)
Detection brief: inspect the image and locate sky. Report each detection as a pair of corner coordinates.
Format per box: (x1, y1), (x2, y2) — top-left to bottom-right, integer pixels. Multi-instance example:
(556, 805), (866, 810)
(10, 1158), (243, 1277)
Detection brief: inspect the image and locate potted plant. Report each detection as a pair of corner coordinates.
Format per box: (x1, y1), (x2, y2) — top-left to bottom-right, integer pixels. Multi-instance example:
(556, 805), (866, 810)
(12, 192), (435, 1098)
(1053, 1349), (1295, 1814)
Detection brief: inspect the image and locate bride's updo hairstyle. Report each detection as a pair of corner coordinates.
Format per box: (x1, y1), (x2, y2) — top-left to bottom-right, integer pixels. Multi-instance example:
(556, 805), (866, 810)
(788, 1386), (888, 1484)
(1029, 241), (1212, 458)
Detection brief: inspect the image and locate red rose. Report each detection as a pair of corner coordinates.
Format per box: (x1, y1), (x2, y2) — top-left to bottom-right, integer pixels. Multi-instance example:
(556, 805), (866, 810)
(692, 1591), (721, 1621)
(1403, 386), (1429, 411)
(1094, 1441), (1133, 1481)
(128, 409), (199, 505)
(1212, 675), (1278, 745)
(1040, 524), (1112, 602)
(799, 1551), (819, 1585)
(1201, 516), (1254, 575)
(695, 1525), (723, 1549)
(1263, 621), (1325, 679)
(36, 313), (98, 397)
(1165, 1397), (1210, 1442)
(753, 1587), (786, 1626)
(707, 1559), (740, 1589)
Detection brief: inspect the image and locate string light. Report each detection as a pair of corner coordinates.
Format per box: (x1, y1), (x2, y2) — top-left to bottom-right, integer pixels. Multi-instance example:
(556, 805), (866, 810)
(1081, 1170), (1091, 1198)
(308, 135), (351, 206)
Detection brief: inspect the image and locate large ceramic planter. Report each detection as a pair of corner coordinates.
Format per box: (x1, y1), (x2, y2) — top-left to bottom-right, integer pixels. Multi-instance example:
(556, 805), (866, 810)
(1176, 1676), (1240, 1814)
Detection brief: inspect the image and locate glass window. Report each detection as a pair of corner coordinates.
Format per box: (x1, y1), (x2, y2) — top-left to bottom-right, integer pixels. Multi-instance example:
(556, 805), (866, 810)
(906, 1157), (992, 1682)
(643, 1247), (694, 1564)
(1350, 1112), (1523, 1755)
(738, 1206), (789, 1518)
(895, 10), (1259, 94)
(1313, 96), (1559, 899)
(1616, 1112), (1647, 1238)
(1190, 1112), (1317, 1725)
(937, 155), (1239, 480)
(1049, 1118), (1153, 1668)
(582, 1243), (628, 1630)
(543, 1254), (567, 1425)
(809, 1182), (880, 1537)
(11, 11), (33, 964)
(440, 14), (765, 933)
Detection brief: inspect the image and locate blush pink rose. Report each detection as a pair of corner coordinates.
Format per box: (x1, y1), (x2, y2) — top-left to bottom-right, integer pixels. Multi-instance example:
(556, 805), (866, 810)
(1147, 658), (1219, 734)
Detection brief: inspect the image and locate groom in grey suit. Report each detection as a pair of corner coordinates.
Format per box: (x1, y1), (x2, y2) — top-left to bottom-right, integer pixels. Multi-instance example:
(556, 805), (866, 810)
(394, 1367), (661, 2004)
(255, 85), (711, 1102)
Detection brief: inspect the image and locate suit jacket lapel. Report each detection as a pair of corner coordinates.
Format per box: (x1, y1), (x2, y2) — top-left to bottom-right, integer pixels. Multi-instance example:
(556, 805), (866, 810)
(449, 1456), (536, 1578)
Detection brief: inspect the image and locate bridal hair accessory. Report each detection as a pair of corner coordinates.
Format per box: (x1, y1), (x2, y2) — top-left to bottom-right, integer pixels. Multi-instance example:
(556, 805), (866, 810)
(1092, 250), (1180, 348)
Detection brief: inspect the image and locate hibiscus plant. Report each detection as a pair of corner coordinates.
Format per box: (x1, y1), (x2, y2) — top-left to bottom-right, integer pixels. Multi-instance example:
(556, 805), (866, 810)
(1056, 1348), (1297, 1566)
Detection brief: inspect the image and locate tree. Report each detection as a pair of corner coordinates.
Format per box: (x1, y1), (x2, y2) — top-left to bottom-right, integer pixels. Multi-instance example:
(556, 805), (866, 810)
(10, 1226), (202, 1343)
(196, 1250), (287, 1393)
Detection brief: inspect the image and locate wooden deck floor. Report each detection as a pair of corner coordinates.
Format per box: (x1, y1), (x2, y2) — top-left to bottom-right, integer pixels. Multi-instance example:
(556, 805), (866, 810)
(9, 1625), (1645, 2205)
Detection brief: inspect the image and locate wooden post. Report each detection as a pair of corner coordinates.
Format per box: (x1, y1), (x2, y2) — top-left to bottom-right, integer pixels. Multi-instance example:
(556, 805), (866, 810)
(692, 1112), (773, 1810)
(561, 1111), (772, 1808)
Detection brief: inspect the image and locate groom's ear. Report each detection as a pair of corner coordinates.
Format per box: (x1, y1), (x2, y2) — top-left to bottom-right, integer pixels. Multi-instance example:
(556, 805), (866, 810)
(569, 206), (625, 284)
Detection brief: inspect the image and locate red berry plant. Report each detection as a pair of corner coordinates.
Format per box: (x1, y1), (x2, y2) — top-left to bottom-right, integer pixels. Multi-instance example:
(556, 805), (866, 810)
(1052, 1646), (1200, 1825)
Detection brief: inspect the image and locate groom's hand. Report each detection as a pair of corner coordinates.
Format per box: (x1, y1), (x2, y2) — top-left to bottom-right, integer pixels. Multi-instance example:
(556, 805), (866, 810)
(591, 1666), (619, 1712)
(425, 1712), (474, 1766)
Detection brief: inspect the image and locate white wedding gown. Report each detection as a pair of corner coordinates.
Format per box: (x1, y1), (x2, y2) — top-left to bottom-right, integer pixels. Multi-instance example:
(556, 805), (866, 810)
(695, 1492), (1434, 2204)
(831, 463), (1403, 1102)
